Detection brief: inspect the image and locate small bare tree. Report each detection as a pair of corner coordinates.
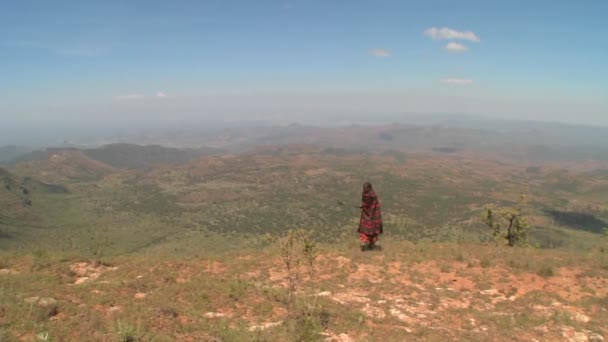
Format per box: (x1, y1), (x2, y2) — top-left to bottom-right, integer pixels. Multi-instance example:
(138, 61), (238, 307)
(296, 229), (318, 280)
(483, 194), (530, 247)
(277, 229), (319, 317)
(278, 230), (301, 313)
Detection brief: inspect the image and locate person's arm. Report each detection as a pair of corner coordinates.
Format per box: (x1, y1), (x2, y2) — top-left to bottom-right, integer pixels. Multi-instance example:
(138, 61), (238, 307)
(361, 195), (373, 216)
(368, 196), (378, 217)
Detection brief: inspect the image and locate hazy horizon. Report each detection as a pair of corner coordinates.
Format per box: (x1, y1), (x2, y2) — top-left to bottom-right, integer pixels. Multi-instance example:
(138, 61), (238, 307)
(3, 113), (608, 148)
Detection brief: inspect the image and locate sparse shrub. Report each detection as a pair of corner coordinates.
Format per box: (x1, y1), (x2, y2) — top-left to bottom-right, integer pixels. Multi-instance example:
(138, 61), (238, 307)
(296, 229), (319, 279)
(291, 316), (320, 342)
(289, 298), (329, 342)
(483, 194), (530, 247)
(37, 304), (59, 321)
(31, 249), (51, 271)
(440, 263), (452, 273)
(36, 332), (51, 342)
(276, 229), (327, 341)
(158, 307), (178, 318)
(537, 266), (554, 278)
(551, 310), (573, 325)
(507, 259), (527, 271)
(480, 258), (491, 268)
(115, 321), (143, 342)
(278, 230), (301, 312)
(253, 301), (274, 317)
(277, 229), (319, 313)
(227, 279), (250, 302)
(92, 234), (114, 259)
(213, 321), (256, 342)
(200, 292), (211, 305)
(455, 253), (465, 262)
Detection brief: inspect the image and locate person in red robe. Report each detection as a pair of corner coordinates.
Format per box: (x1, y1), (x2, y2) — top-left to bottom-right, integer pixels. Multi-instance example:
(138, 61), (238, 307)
(358, 182), (383, 251)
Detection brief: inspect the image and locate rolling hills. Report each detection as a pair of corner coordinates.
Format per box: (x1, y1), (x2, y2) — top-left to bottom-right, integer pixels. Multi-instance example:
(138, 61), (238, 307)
(2, 142), (608, 255)
(1, 134), (608, 341)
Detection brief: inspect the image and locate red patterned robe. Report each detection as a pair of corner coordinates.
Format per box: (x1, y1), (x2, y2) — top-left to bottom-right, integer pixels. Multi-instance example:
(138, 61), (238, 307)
(358, 190), (383, 244)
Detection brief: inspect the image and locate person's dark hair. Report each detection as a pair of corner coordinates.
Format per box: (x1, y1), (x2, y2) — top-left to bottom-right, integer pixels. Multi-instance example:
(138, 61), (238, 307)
(363, 182), (372, 193)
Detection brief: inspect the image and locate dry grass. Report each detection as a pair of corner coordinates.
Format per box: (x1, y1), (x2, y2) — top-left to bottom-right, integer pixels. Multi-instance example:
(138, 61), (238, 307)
(3, 146), (608, 340)
(1, 240), (607, 341)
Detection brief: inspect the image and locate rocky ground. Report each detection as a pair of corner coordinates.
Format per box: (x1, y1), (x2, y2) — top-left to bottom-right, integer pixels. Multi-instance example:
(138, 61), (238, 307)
(1, 242), (607, 341)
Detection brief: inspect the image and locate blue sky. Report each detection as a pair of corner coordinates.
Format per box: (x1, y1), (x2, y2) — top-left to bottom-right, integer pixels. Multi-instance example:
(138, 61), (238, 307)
(1, 0), (607, 125)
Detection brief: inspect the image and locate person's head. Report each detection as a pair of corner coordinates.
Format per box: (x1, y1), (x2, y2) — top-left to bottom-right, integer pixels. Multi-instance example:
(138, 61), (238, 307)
(363, 182), (372, 193)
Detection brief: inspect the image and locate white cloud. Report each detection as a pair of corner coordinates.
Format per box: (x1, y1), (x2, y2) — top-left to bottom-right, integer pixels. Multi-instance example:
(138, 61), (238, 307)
(115, 93), (145, 100)
(441, 78), (473, 86)
(445, 42), (468, 52)
(369, 48), (391, 57)
(424, 27), (480, 42)
(156, 91), (167, 98)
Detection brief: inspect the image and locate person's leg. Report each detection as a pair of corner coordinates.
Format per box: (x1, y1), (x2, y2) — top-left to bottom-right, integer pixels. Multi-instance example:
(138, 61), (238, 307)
(361, 233), (377, 251)
(372, 235), (382, 251)
(359, 233), (369, 251)
(368, 234), (377, 250)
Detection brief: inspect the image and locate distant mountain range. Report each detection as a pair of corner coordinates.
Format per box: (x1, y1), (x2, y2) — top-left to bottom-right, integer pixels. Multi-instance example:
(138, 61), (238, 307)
(3, 118), (608, 166)
(5, 143), (222, 170)
(3, 115), (608, 147)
